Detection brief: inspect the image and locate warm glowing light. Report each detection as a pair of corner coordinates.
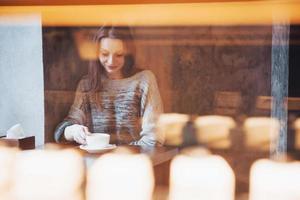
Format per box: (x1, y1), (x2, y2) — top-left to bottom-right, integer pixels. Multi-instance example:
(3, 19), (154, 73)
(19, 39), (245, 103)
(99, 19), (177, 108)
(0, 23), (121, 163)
(87, 153), (154, 200)
(294, 118), (300, 150)
(194, 115), (235, 149)
(244, 117), (280, 150)
(180, 146), (211, 157)
(0, 147), (17, 200)
(10, 149), (84, 200)
(249, 159), (300, 200)
(169, 154), (235, 200)
(1, 1), (300, 26)
(73, 30), (98, 60)
(156, 113), (189, 146)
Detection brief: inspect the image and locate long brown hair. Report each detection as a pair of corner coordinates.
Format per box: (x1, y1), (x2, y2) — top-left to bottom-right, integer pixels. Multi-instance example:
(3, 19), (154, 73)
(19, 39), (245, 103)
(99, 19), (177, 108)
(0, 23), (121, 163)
(85, 26), (136, 92)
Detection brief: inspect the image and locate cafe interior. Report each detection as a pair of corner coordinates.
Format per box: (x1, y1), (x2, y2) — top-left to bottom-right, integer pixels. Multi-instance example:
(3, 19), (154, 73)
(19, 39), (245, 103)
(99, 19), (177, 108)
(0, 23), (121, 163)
(1, 0), (300, 199)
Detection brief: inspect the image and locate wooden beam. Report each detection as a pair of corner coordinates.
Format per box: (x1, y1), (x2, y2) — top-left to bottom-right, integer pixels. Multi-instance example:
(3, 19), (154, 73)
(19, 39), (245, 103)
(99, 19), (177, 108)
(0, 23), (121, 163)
(1, 1), (300, 26)
(0, 0), (264, 6)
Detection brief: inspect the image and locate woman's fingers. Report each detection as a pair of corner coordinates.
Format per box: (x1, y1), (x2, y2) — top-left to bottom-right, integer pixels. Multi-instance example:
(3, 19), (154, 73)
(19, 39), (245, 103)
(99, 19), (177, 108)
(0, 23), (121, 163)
(74, 127), (88, 144)
(64, 124), (90, 144)
(74, 131), (86, 144)
(82, 126), (91, 135)
(80, 126), (90, 144)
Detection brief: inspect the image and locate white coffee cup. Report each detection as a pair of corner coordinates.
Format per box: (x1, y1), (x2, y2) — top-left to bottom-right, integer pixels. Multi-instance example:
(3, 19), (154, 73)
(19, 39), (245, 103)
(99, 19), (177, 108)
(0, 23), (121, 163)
(86, 133), (110, 148)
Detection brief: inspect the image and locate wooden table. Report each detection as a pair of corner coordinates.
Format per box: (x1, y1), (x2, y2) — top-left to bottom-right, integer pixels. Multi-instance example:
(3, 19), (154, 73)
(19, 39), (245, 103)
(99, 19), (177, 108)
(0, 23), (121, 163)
(38, 143), (179, 186)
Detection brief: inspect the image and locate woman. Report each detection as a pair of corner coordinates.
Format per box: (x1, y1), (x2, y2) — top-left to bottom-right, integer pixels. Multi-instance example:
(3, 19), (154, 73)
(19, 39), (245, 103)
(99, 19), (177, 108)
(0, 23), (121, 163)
(54, 26), (164, 146)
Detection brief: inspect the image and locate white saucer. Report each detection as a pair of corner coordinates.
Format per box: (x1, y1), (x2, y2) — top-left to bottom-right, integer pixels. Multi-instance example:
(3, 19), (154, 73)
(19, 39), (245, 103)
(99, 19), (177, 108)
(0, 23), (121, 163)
(79, 144), (116, 153)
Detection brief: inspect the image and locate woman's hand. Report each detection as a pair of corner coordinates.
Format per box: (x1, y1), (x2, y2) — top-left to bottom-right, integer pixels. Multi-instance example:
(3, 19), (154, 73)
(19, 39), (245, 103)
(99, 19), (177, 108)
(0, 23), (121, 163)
(64, 124), (90, 144)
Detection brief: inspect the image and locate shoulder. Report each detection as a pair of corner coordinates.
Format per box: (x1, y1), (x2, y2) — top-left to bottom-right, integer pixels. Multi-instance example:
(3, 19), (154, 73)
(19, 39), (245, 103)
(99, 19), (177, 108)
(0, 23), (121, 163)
(76, 76), (90, 92)
(135, 69), (157, 83)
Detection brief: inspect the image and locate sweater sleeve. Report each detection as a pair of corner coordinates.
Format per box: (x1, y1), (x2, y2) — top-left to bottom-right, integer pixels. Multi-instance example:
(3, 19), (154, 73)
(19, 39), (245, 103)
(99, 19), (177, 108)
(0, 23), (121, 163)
(131, 71), (164, 146)
(54, 78), (91, 143)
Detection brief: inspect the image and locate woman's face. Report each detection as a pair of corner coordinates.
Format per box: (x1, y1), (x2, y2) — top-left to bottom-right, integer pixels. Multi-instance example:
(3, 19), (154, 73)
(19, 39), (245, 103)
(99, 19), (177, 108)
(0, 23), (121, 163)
(99, 37), (126, 79)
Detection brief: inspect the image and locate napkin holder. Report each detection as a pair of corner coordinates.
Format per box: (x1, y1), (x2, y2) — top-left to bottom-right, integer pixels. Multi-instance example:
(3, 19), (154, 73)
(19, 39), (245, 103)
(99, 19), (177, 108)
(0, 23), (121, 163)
(0, 136), (35, 150)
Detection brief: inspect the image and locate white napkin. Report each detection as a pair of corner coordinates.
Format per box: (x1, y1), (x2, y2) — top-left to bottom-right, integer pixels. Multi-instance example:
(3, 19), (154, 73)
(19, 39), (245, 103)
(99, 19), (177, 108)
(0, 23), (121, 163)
(6, 124), (26, 139)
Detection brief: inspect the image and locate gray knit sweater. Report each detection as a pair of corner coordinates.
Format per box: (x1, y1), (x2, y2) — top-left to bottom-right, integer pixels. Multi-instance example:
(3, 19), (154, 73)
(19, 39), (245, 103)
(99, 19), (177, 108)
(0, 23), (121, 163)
(54, 70), (164, 146)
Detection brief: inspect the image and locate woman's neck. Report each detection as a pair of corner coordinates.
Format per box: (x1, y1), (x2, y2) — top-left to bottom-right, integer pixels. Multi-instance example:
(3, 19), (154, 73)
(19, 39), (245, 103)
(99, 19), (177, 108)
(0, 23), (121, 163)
(106, 72), (124, 80)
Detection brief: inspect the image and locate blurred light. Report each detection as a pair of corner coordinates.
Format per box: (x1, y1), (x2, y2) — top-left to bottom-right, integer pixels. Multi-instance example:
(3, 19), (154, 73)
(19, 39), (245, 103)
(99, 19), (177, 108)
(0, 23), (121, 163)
(10, 149), (84, 200)
(294, 118), (300, 150)
(73, 30), (98, 60)
(180, 146), (211, 157)
(156, 113), (189, 146)
(169, 154), (235, 200)
(0, 147), (18, 200)
(249, 159), (300, 200)
(194, 115), (236, 149)
(1, 1), (300, 26)
(244, 117), (280, 151)
(87, 153), (154, 200)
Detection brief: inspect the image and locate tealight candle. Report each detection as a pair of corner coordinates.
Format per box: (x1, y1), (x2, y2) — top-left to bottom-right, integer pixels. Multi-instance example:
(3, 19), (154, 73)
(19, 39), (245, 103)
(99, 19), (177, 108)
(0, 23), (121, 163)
(156, 113), (189, 146)
(244, 117), (280, 150)
(87, 153), (154, 200)
(169, 154), (235, 200)
(10, 149), (84, 200)
(0, 147), (17, 200)
(249, 159), (300, 200)
(194, 115), (236, 149)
